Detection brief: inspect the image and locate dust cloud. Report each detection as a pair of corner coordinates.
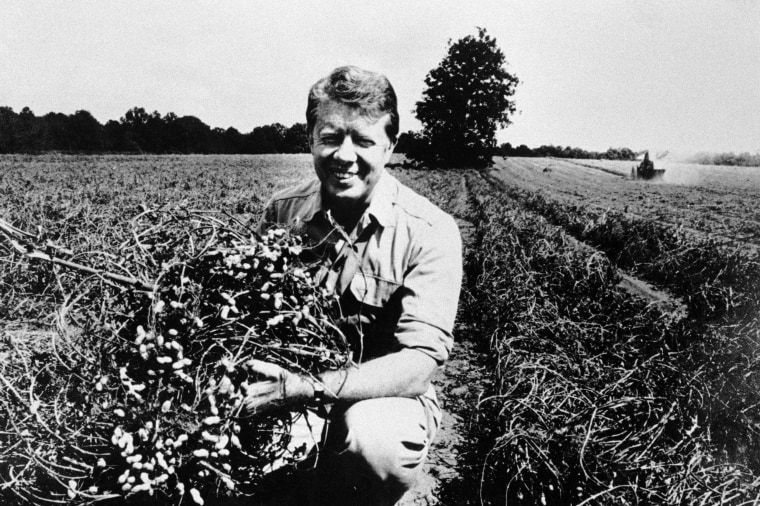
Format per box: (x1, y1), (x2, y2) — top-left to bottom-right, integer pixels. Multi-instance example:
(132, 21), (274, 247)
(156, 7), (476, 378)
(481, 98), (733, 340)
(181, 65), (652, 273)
(657, 154), (760, 190)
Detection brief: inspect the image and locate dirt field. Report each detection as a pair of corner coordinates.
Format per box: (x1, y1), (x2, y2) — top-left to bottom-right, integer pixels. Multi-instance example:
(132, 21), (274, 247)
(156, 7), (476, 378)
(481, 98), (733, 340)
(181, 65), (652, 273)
(2, 154), (759, 505)
(491, 157), (760, 248)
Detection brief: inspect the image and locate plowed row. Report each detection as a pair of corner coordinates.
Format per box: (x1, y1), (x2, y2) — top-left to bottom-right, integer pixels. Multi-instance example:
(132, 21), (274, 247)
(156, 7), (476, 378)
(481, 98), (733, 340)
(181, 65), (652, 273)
(492, 157), (760, 248)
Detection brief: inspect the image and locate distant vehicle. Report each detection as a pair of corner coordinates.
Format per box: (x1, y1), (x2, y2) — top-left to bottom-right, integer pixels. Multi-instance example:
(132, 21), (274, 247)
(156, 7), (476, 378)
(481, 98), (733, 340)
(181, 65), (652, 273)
(632, 151), (666, 180)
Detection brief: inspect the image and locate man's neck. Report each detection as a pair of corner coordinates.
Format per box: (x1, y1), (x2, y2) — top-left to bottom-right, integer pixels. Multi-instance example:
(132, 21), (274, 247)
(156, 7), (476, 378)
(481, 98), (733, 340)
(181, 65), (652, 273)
(321, 186), (375, 234)
(326, 201), (367, 234)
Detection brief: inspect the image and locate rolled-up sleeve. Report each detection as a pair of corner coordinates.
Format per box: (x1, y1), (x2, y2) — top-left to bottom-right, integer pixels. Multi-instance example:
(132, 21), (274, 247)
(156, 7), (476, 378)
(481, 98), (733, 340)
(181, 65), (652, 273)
(395, 214), (463, 364)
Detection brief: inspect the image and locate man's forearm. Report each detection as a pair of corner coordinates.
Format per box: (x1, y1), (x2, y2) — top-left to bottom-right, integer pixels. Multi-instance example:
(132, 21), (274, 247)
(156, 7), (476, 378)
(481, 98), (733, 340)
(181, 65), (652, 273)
(287, 348), (439, 404)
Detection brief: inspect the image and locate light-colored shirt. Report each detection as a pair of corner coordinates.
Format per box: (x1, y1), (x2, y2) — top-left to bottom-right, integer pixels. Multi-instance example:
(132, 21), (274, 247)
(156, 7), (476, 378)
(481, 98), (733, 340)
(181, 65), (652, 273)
(259, 170), (462, 369)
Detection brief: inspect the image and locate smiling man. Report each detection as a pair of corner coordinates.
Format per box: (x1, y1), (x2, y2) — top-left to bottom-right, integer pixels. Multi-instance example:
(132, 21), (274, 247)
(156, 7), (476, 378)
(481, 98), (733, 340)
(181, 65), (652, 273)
(251, 66), (462, 505)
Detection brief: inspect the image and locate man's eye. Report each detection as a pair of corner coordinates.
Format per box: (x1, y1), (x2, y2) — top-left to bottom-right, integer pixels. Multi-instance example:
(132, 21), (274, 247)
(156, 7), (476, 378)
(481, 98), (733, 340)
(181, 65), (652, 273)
(355, 139), (375, 148)
(320, 135), (340, 145)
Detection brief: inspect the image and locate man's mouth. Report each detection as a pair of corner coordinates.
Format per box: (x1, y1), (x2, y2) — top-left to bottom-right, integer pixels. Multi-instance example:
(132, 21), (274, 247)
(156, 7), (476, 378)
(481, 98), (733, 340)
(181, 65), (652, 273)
(329, 168), (358, 182)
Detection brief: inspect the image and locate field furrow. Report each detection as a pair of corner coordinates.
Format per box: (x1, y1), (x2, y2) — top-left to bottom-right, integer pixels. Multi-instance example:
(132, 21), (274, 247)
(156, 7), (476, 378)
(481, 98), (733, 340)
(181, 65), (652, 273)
(492, 157), (760, 249)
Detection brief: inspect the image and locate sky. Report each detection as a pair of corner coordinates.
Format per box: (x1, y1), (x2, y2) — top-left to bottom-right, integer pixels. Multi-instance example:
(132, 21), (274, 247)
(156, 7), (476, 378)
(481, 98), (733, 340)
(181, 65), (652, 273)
(2, 0), (759, 154)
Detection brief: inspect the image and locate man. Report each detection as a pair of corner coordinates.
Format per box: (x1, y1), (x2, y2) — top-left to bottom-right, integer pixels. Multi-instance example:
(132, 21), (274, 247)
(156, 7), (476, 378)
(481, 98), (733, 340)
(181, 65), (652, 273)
(247, 65), (462, 505)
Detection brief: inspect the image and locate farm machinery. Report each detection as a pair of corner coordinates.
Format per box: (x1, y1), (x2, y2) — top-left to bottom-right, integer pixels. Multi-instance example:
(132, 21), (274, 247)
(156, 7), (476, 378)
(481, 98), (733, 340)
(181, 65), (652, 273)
(632, 151), (666, 180)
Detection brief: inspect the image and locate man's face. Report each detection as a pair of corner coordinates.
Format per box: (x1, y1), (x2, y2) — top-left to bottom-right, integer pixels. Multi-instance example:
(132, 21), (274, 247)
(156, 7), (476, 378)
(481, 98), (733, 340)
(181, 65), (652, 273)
(311, 100), (395, 210)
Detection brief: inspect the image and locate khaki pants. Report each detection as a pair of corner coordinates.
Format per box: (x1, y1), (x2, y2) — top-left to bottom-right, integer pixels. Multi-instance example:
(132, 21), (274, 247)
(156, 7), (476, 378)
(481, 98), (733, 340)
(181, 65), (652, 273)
(273, 396), (440, 506)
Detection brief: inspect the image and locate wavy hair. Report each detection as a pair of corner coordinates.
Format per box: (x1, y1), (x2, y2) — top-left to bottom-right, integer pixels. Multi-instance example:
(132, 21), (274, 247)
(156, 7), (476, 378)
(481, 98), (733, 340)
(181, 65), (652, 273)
(306, 66), (399, 142)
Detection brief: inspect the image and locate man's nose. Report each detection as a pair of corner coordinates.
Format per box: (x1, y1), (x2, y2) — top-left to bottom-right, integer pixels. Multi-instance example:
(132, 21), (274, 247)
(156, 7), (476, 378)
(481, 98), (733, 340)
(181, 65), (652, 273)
(334, 137), (357, 164)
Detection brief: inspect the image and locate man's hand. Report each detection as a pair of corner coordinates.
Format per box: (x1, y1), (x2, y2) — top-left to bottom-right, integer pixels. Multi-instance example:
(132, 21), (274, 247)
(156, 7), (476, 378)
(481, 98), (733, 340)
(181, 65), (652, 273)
(243, 360), (312, 415)
(242, 349), (438, 415)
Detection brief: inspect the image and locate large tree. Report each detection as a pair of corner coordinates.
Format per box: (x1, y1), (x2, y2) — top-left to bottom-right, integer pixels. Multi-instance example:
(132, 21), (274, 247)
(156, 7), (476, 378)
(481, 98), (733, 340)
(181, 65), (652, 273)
(414, 28), (519, 167)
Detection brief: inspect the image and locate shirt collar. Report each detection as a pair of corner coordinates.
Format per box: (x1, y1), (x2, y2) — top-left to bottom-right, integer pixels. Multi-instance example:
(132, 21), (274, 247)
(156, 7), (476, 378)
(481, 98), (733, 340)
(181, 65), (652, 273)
(297, 181), (325, 224)
(364, 170), (396, 228)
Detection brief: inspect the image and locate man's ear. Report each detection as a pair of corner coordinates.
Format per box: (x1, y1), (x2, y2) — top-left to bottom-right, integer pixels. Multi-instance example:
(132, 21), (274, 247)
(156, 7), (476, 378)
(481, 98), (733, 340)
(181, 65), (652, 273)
(384, 139), (397, 162)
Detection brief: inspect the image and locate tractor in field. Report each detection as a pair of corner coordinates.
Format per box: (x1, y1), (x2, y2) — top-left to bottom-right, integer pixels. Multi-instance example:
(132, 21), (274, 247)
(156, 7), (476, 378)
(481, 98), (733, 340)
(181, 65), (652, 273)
(632, 151), (666, 180)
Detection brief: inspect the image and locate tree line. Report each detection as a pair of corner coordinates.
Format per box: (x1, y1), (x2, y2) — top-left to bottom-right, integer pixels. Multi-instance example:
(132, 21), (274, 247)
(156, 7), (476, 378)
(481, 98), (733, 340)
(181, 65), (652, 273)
(0, 106), (310, 154)
(496, 143), (639, 160)
(685, 151), (760, 168)
(2, 103), (756, 167)
(395, 131), (640, 161)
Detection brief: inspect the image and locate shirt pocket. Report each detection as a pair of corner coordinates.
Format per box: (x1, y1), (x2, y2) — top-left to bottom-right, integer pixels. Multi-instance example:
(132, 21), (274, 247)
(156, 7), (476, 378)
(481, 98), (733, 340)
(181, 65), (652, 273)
(349, 273), (400, 309)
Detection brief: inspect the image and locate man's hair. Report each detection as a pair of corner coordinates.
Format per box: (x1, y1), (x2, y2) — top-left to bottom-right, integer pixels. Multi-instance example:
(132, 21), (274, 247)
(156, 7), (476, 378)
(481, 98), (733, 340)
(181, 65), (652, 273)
(306, 66), (399, 142)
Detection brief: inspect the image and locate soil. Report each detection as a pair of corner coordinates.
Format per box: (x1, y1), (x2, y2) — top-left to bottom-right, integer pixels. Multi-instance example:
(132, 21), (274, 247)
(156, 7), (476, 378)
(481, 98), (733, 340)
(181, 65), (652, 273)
(398, 323), (487, 506)
(397, 169), (690, 505)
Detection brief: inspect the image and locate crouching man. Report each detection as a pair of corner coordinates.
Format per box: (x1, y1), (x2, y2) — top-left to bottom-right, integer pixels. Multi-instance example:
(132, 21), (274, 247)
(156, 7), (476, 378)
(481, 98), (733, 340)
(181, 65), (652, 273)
(246, 65), (462, 505)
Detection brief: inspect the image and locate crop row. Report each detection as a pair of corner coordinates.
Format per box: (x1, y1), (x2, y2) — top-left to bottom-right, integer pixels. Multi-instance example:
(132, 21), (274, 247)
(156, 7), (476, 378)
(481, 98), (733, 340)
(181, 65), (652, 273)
(486, 173), (760, 324)
(485, 172), (760, 471)
(397, 167), (760, 505)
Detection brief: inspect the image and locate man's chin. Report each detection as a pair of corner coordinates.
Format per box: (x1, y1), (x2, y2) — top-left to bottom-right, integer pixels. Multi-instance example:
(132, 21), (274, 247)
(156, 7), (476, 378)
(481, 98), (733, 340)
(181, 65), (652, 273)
(325, 179), (361, 198)
(325, 184), (368, 206)
(329, 189), (360, 203)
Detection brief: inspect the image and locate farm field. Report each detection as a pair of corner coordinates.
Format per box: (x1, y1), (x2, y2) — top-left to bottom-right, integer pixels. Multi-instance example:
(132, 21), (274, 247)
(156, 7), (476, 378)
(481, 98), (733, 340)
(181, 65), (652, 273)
(397, 161), (760, 505)
(0, 154), (469, 505)
(2, 154), (760, 505)
(0, 154), (310, 323)
(493, 157), (760, 248)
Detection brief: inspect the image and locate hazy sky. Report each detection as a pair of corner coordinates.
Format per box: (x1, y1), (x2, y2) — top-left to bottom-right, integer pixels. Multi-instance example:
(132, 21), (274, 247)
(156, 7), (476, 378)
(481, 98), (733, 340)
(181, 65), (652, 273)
(2, 1), (759, 153)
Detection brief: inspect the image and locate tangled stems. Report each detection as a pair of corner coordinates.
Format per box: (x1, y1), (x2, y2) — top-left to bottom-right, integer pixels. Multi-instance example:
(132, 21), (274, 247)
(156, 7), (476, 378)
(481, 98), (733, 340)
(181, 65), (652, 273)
(0, 208), (350, 505)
